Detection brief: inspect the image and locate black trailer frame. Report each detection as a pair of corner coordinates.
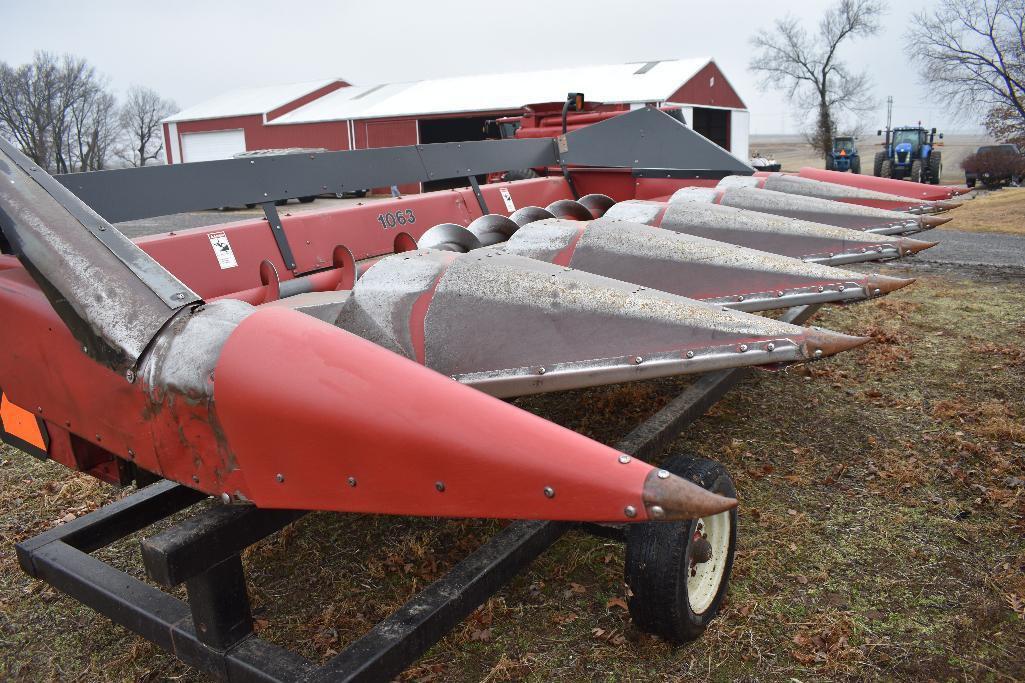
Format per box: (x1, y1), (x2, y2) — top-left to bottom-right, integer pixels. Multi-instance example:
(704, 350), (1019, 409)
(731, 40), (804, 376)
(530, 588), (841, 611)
(16, 305), (819, 683)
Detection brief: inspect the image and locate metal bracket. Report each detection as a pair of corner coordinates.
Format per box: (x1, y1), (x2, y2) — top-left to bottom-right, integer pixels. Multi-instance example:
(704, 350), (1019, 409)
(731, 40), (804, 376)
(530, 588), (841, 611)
(261, 202), (297, 272)
(467, 176), (489, 214)
(554, 137), (580, 200)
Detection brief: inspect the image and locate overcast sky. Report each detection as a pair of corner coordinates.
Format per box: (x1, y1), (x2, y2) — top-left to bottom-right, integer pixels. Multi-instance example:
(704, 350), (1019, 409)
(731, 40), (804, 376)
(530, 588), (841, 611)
(0, 0), (976, 136)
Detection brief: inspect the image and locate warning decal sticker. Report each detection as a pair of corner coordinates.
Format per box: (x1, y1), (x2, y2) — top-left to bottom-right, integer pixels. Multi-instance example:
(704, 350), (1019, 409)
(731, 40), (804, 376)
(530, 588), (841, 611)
(208, 231), (238, 269)
(499, 187), (516, 212)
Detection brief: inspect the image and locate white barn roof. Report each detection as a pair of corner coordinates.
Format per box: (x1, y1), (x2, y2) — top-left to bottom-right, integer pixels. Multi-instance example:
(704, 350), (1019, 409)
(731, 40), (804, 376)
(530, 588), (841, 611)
(164, 78), (342, 123)
(271, 58), (728, 124)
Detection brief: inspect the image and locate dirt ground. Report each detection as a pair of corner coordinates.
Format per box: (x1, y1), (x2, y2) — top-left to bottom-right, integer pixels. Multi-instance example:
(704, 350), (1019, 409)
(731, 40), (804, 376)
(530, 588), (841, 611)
(749, 133), (993, 186)
(2, 197), (1024, 682)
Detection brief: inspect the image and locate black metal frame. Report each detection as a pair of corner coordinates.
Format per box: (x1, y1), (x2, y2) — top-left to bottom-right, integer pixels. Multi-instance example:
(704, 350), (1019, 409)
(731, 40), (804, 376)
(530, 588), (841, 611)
(15, 305), (818, 682)
(53, 108), (753, 223)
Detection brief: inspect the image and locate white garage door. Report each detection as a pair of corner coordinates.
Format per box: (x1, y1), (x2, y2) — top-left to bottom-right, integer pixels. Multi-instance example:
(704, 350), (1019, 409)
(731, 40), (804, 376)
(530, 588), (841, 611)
(181, 129), (246, 163)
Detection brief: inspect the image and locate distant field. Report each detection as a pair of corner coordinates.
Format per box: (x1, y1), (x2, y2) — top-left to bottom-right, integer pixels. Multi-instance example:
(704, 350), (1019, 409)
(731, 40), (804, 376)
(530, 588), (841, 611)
(749, 134), (994, 186)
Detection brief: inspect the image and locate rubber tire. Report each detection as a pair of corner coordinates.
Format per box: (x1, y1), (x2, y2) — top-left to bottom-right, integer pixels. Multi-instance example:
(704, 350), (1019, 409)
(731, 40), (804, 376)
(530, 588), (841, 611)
(625, 453), (738, 644)
(298, 196), (316, 204)
(880, 159), (892, 178)
(910, 160), (923, 183)
(825, 156), (835, 171)
(928, 152), (942, 185)
(966, 177), (976, 188)
(502, 168), (540, 182)
(873, 151), (885, 177)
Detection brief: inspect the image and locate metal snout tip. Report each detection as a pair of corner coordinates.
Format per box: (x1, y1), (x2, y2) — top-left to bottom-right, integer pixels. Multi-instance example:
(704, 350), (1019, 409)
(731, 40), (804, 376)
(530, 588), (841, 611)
(899, 237), (939, 256)
(802, 328), (872, 359)
(932, 199), (963, 211)
(641, 468), (738, 520)
(865, 274), (916, 296)
(921, 214), (953, 228)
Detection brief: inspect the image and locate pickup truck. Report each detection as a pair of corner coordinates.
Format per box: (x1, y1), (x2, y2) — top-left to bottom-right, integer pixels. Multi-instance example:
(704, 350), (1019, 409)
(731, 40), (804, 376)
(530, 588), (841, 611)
(962, 143), (1024, 188)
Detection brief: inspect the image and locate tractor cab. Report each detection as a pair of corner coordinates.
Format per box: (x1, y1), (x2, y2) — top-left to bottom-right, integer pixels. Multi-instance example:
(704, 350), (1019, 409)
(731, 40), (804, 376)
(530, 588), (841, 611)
(832, 136), (856, 155)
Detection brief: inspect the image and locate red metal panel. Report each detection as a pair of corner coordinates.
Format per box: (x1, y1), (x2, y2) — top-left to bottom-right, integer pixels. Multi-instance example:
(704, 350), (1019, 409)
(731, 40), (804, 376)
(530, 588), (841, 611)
(134, 177), (573, 300)
(173, 115), (351, 157)
(213, 307), (655, 520)
(794, 167), (964, 200)
(666, 61), (747, 109)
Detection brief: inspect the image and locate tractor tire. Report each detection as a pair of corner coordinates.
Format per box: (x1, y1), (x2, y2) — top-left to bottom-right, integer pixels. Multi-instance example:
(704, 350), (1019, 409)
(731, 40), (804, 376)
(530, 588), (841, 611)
(928, 152), (942, 185)
(502, 168), (540, 182)
(880, 159), (892, 178)
(298, 196), (316, 204)
(625, 453), (737, 643)
(966, 177), (976, 188)
(873, 151), (885, 177)
(910, 160), (924, 183)
(825, 156), (835, 171)
(851, 156), (861, 174)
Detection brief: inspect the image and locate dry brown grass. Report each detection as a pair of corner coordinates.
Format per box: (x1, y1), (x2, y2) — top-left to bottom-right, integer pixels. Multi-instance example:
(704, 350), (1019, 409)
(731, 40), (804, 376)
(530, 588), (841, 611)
(942, 187), (1025, 235)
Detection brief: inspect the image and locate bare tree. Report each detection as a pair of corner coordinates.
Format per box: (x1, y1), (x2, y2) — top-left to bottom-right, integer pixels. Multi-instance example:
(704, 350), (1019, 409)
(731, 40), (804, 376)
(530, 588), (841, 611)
(907, 0), (1025, 142)
(67, 84), (119, 171)
(749, 0), (885, 157)
(117, 86), (176, 167)
(0, 52), (116, 172)
(0, 53), (60, 168)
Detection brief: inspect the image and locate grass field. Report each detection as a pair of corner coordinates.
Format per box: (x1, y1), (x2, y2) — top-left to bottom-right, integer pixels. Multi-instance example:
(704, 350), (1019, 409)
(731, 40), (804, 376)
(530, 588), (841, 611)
(2, 219), (1024, 680)
(944, 188), (1025, 236)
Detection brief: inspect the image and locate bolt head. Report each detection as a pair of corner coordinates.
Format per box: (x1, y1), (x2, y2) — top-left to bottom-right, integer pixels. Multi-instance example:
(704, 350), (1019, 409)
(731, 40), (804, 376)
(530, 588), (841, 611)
(817, 286), (824, 293)
(125, 369), (135, 383)
(874, 288), (882, 295)
(777, 290), (784, 297)
(543, 486), (555, 498)
(633, 356), (643, 365)
(624, 505), (637, 518)
(435, 481), (446, 492)
(220, 492), (231, 504)
(656, 469), (670, 479)
(650, 505), (665, 519)
(766, 343), (775, 352)
(814, 349), (824, 358)
(347, 476), (357, 487)
(686, 350), (695, 359)
(275, 473), (285, 483)
(618, 454), (631, 464)
(739, 344), (748, 352)
(737, 295), (745, 302)
(838, 285), (845, 292)
(537, 366), (546, 375)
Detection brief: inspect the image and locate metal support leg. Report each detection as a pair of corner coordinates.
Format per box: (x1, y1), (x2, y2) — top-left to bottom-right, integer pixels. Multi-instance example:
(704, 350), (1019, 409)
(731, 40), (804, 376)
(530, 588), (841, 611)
(467, 176), (489, 215)
(185, 555), (254, 650)
(261, 202), (297, 271)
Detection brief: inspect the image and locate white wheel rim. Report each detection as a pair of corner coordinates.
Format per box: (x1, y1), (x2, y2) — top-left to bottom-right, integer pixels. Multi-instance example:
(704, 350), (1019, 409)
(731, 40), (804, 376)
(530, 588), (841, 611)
(686, 510), (731, 614)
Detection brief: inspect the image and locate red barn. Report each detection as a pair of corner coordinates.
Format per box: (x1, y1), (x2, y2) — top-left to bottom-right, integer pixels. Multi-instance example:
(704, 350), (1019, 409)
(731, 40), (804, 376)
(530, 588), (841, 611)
(162, 58), (749, 192)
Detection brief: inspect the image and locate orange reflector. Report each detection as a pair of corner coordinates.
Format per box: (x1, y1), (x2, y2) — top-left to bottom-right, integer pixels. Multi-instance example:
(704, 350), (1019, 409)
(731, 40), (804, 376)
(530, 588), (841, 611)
(0, 391), (47, 451)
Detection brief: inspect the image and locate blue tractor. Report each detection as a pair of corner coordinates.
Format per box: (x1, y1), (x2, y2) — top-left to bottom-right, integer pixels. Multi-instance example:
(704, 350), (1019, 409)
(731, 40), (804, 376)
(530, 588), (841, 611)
(873, 125), (943, 184)
(826, 136), (860, 173)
